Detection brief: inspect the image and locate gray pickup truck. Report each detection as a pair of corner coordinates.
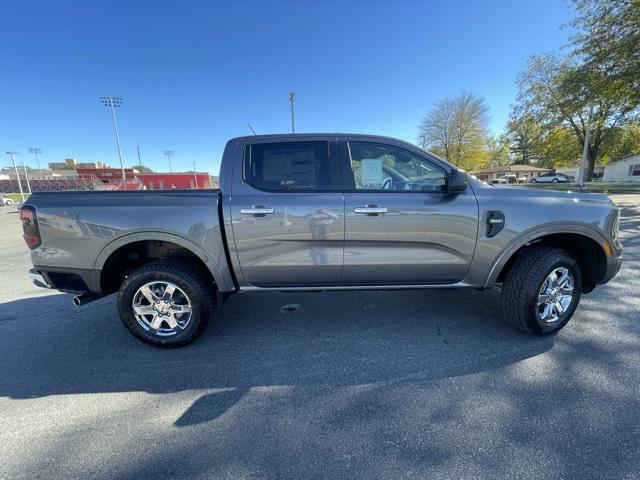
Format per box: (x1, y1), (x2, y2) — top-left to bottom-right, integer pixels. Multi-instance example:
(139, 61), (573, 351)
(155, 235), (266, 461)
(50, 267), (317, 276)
(21, 134), (622, 347)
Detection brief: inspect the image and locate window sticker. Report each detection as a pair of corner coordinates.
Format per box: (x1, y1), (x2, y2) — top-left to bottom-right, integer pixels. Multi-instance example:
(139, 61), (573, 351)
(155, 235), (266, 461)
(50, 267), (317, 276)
(361, 158), (383, 186)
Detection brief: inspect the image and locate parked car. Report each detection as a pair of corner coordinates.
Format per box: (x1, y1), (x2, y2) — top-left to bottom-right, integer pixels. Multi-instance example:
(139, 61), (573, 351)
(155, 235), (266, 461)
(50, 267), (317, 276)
(0, 194), (15, 206)
(22, 134), (622, 347)
(530, 172), (572, 183)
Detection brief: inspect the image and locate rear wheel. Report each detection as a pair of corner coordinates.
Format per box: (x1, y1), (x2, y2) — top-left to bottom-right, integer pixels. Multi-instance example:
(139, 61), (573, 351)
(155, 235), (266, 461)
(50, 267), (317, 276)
(531, 179), (537, 183)
(501, 247), (582, 335)
(117, 259), (215, 347)
(552, 178), (559, 183)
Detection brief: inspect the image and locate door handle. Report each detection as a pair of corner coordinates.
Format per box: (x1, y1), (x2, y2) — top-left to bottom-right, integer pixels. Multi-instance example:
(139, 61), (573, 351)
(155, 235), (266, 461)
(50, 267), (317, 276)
(354, 206), (388, 215)
(240, 207), (275, 216)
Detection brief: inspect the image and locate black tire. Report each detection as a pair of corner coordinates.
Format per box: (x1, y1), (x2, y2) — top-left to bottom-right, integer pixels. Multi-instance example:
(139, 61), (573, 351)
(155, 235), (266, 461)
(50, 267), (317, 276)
(117, 259), (215, 347)
(501, 247), (582, 335)
(552, 178), (559, 183)
(531, 179), (537, 183)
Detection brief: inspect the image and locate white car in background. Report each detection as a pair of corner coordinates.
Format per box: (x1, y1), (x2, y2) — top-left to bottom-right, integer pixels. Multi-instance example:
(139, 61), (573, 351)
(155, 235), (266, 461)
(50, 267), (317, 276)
(530, 172), (574, 183)
(1, 195), (15, 206)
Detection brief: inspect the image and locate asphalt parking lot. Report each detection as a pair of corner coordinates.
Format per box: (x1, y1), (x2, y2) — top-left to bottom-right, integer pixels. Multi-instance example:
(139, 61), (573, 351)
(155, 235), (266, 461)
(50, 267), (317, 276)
(1, 196), (639, 480)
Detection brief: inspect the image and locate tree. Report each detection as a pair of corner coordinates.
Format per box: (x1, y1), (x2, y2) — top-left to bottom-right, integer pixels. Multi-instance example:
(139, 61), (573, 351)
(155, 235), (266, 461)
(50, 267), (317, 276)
(570, 0), (640, 97)
(134, 165), (154, 173)
(484, 134), (511, 167)
(419, 91), (490, 170)
(506, 108), (543, 165)
(513, 53), (639, 179)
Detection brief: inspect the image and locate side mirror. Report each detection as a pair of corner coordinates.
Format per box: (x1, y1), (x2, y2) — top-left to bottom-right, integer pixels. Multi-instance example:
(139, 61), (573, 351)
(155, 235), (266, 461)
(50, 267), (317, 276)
(449, 169), (468, 193)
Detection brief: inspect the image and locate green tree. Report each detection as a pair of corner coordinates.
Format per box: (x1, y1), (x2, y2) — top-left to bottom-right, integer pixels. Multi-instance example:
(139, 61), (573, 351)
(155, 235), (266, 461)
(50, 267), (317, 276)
(570, 0), (640, 97)
(484, 134), (511, 167)
(507, 108), (543, 165)
(419, 91), (490, 170)
(134, 165), (154, 173)
(514, 53), (639, 179)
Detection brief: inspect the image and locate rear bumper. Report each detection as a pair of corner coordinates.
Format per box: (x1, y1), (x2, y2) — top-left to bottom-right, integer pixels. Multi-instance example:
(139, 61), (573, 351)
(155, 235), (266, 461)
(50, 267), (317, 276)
(29, 268), (51, 289)
(29, 266), (100, 294)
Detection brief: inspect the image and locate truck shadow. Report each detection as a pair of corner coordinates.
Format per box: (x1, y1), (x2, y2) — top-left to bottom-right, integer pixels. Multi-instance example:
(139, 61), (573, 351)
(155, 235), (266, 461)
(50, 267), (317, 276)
(0, 287), (554, 425)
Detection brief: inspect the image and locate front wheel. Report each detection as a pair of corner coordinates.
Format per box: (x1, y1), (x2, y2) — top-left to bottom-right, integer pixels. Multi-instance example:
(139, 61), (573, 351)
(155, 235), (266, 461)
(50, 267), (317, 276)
(117, 259), (215, 347)
(501, 247), (582, 335)
(530, 179), (537, 183)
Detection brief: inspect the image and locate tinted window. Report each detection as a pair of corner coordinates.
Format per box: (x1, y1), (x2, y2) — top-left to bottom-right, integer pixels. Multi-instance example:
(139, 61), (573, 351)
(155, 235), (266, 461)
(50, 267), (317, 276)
(348, 142), (447, 192)
(244, 141), (331, 191)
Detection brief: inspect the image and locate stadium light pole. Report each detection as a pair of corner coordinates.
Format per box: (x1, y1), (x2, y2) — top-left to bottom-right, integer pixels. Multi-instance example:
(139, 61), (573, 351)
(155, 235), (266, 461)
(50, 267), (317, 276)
(6, 152), (25, 202)
(28, 147), (43, 178)
(99, 96), (126, 180)
(289, 92), (295, 133)
(21, 163), (32, 194)
(164, 150), (174, 173)
(193, 161), (198, 189)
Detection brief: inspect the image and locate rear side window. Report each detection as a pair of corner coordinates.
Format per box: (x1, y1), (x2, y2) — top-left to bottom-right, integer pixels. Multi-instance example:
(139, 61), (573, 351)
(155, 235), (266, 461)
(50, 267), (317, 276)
(244, 141), (331, 191)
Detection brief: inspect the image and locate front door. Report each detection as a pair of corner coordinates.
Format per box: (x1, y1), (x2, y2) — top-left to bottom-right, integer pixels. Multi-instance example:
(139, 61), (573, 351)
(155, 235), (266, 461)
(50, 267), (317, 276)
(229, 138), (344, 287)
(341, 138), (478, 284)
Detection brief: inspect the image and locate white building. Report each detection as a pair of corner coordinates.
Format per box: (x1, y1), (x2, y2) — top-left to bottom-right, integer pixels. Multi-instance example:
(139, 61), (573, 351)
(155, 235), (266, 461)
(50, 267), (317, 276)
(469, 165), (550, 183)
(602, 154), (640, 182)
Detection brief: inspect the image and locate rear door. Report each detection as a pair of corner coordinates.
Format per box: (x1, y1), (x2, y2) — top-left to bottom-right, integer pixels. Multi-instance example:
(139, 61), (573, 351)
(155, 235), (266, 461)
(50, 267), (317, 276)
(341, 137), (478, 284)
(228, 137), (344, 287)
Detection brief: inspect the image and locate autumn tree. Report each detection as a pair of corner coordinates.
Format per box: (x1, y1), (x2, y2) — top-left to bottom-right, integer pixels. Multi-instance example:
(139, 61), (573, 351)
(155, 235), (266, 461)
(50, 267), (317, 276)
(419, 91), (489, 170)
(513, 53), (638, 179)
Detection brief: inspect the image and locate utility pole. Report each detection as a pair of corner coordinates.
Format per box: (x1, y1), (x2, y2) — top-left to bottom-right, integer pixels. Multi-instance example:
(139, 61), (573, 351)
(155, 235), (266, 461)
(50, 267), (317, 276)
(21, 163), (32, 194)
(6, 152), (25, 202)
(164, 150), (174, 173)
(576, 106), (594, 188)
(28, 147), (43, 178)
(99, 96), (126, 180)
(137, 145), (142, 167)
(289, 91), (296, 133)
(193, 161), (198, 189)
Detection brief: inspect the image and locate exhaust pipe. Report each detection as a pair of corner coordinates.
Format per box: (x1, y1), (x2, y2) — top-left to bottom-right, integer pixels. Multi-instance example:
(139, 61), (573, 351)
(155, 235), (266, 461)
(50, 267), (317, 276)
(73, 294), (103, 307)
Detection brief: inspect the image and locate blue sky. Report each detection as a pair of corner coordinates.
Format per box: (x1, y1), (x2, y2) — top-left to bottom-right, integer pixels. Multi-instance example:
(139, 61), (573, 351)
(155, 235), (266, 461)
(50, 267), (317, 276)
(0, 0), (575, 175)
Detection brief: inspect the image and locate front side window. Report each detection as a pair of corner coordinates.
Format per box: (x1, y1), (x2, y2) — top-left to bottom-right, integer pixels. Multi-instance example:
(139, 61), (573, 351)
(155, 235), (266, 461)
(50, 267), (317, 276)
(629, 164), (640, 176)
(348, 142), (447, 192)
(244, 141), (330, 191)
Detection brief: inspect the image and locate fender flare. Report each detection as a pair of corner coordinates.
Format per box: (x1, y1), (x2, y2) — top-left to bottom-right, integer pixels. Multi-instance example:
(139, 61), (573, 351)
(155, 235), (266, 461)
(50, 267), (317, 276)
(484, 223), (609, 288)
(93, 231), (233, 292)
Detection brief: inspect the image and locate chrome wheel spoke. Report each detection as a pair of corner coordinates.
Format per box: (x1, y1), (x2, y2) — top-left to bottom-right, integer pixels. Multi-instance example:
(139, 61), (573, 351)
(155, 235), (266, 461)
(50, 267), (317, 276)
(149, 315), (164, 330)
(133, 305), (156, 316)
(172, 304), (191, 314)
(163, 284), (176, 301)
(165, 315), (179, 329)
(540, 303), (553, 321)
(556, 270), (570, 288)
(560, 287), (573, 296)
(139, 286), (157, 304)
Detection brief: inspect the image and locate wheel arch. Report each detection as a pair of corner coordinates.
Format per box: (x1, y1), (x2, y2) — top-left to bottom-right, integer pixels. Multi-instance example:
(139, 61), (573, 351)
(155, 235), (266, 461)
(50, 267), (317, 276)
(488, 226), (609, 293)
(94, 232), (234, 294)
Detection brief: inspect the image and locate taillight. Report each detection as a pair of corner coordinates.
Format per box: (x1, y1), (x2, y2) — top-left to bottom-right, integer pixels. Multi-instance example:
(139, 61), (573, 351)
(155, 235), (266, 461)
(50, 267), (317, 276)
(19, 206), (42, 250)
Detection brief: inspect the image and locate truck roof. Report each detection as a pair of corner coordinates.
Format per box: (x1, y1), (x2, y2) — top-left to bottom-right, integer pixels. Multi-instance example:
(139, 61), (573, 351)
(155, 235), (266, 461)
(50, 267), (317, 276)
(227, 133), (454, 169)
(229, 132), (421, 144)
